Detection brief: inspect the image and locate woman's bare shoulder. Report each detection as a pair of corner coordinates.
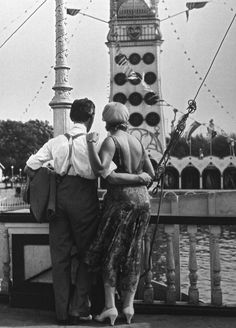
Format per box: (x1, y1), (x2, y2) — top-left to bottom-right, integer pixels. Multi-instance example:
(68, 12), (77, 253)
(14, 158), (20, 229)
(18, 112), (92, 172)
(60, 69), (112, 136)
(100, 135), (116, 151)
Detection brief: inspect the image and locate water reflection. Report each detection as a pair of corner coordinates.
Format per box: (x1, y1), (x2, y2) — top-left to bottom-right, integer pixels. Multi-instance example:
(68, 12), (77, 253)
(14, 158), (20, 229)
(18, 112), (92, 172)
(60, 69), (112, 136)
(152, 225), (236, 305)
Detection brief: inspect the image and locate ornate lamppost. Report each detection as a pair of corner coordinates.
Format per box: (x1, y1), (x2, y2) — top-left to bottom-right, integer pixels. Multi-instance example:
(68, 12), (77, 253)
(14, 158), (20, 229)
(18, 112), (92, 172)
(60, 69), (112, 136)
(50, 0), (72, 136)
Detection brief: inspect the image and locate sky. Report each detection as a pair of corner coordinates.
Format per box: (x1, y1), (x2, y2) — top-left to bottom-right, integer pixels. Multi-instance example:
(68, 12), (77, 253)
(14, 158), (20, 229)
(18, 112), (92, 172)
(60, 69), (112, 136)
(0, 0), (235, 140)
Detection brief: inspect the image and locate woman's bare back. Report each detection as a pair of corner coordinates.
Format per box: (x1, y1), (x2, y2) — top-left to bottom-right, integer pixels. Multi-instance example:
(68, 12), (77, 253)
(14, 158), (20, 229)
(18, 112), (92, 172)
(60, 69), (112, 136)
(111, 131), (144, 174)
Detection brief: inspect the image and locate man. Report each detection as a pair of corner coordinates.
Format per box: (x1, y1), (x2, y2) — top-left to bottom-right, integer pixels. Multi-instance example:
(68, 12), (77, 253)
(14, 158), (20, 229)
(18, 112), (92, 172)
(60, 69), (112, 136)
(25, 98), (112, 324)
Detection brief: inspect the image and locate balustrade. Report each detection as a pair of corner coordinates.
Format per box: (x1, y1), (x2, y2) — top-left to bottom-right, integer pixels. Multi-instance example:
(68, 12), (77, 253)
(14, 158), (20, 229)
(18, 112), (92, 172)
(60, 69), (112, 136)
(0, 190), (235, 312)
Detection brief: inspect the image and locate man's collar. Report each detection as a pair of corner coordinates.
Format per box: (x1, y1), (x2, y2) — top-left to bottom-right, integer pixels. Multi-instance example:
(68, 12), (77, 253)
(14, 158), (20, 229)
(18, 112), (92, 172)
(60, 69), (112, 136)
(70, 123), (87, 134)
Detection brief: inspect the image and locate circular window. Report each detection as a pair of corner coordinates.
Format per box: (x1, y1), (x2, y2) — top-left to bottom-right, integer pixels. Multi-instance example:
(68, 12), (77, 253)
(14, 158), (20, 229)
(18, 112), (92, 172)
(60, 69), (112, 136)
(128, 92), (142, 106)
(128, 72), (141, 85)
(146, 112), (160, 126)
(144, 72), (157, 85)
(129, 113), (143, 127)
(114, 73), (127, 85)
(115, 54), (128, 65)
(129, 53), (141, 65)
(144, 92), (159, 105)
(113, 93), (127, 104)
(143, 52), (155, 65)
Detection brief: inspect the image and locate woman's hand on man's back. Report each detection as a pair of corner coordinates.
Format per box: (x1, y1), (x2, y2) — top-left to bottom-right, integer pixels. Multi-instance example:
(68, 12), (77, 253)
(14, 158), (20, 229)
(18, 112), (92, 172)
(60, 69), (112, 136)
(138, 172), (153, 186)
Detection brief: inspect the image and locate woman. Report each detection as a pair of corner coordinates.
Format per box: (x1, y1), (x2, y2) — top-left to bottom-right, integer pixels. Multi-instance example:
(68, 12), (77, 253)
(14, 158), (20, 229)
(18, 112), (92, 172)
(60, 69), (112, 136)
(85, 102), (155, 325)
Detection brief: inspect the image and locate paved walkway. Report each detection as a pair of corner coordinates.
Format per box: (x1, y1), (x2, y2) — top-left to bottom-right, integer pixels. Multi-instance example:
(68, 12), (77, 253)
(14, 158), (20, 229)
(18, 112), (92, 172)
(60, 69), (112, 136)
(0, 304), (236, 328)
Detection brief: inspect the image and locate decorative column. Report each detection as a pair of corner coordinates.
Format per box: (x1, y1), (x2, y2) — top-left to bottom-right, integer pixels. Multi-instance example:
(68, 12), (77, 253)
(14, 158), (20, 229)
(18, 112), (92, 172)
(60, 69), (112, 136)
(220, 175), (223, 189)
(170, 193), (180, 301)
(143, 227), (154, 303)
(188, 225), (199, 304)
(0, 226), (12, 295)
(200, 174), (203, 189)
(164, 224), (176, 304)
(210, 225), (222, 305)
(50, 0), (72, 137)
(179, 175), (182, 189)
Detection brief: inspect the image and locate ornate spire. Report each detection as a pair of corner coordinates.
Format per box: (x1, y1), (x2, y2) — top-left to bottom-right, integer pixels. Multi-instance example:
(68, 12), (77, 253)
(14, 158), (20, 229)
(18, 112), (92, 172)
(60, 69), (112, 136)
(117, 0), (155, 18)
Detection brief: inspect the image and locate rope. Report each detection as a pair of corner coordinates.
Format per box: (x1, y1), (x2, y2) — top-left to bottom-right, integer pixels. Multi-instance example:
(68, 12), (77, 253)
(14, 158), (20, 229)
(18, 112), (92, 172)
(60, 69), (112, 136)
(77, 11), (108, 24)
(0, 0), (47, 50)
(139, 100), (197, 279)
(140, 173), (165, 279)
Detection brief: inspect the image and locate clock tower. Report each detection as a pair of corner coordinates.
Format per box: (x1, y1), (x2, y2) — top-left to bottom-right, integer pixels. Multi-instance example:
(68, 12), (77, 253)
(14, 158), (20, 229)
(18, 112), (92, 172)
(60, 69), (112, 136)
(107, 0), (166, 164)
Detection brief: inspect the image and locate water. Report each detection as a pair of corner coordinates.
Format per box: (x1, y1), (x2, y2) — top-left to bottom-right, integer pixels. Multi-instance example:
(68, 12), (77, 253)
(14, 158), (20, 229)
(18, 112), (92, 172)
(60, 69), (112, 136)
(152, 225), (236, 305)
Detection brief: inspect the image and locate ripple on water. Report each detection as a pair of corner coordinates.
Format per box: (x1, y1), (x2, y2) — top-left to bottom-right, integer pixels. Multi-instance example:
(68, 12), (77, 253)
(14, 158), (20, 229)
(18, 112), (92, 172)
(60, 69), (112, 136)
(153, 225), (236, 305)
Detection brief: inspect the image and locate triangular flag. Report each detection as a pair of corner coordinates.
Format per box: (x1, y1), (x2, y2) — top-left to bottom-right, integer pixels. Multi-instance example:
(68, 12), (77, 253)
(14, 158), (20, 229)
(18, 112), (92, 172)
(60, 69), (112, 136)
(67, 8), (80, 16)
(186, 1), (208, 21)
(186, 1), (208, 10)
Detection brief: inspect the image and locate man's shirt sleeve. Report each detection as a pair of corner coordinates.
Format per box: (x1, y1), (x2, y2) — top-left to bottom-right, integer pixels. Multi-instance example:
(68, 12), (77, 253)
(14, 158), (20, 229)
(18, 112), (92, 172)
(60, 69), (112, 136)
(26, 141), (53, 170)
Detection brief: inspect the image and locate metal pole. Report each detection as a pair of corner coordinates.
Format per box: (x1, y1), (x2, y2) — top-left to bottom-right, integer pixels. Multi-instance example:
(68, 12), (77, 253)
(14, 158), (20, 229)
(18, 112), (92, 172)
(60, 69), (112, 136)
(210, 139), (212, 156)
(49, 0), (72, 136)
(189, 138), (192, 156)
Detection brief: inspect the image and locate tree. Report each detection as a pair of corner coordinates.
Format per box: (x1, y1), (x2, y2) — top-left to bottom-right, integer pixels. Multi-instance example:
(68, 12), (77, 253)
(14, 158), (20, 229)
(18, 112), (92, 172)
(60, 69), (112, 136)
(0, 120), (53, 176)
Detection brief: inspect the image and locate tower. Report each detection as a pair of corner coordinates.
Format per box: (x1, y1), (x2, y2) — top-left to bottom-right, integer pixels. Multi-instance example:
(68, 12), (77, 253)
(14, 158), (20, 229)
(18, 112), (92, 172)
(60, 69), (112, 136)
(107, 0), (166, 164)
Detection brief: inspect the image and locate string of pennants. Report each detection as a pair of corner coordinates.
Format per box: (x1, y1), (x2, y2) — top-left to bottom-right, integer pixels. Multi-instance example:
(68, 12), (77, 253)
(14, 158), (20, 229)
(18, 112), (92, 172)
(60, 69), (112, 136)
(22, 2), (93, 118)
(1, 0), (42, 35)
(161, 0), (235, 123)
(160, 0), (236, 144)
(22, 66), (54, 116)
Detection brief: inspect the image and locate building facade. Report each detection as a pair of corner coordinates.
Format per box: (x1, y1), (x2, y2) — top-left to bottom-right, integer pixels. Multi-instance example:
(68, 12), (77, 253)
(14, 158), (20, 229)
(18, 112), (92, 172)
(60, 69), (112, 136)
(107, 0), (166, 164)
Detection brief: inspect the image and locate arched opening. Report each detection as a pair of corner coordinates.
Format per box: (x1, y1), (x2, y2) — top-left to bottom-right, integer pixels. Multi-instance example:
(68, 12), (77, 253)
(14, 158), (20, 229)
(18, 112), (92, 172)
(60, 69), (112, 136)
(223, 166), (236, 189)
(164, 166), (179, 189)
(181, 166), (200, 189)
(202, 166), (221, 189)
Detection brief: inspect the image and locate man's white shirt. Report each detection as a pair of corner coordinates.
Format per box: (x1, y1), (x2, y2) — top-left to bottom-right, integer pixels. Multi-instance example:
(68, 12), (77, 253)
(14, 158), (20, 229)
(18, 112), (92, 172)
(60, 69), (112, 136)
(26, 123), (116, 179)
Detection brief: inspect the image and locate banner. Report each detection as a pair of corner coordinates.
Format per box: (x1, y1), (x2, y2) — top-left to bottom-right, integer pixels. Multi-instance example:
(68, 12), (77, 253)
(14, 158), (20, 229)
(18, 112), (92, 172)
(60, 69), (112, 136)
(185, 121), (201, 141)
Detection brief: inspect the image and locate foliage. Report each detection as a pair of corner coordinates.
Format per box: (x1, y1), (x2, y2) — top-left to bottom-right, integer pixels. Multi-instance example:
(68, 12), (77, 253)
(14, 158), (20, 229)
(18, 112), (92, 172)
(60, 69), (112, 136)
(0, 120), (53, 176)
(169, 133), (236, 158)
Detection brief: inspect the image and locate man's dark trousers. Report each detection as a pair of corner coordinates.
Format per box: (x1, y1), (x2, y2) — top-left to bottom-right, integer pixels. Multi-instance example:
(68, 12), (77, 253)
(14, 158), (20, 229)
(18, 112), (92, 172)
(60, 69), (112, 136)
(49, 175), (100, 321)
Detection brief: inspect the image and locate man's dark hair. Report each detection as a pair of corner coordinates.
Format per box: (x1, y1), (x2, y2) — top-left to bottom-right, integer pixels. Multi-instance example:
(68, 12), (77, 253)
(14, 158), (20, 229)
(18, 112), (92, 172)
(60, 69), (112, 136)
(70, 98), (95, 123)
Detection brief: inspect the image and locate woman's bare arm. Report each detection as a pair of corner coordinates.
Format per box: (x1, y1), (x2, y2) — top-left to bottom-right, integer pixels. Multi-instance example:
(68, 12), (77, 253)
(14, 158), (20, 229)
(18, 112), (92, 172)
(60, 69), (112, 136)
(87, 133), (153, 185)
(107, 171), (152, 185)
(87, 133), (115, 175)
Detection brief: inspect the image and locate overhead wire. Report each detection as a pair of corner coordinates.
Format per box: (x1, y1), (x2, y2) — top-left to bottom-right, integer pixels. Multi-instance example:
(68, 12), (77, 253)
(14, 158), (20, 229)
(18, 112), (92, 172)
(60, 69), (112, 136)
(193, 13), (236, 100)
(1, 0), (42, 34)
(0, 0), (47, 50)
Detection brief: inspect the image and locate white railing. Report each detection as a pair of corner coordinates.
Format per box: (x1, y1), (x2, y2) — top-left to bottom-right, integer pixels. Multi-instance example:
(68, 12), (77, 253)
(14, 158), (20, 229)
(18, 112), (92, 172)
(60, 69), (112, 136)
(0, 199), (29, 213)
(0, 191), (236, 312)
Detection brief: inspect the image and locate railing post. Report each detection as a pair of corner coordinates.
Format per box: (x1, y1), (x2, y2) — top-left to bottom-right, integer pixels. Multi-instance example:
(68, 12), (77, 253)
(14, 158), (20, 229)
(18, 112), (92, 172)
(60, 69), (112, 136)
(220, 175), (223, 189)
(0, 225), (12, 295)
(164, 224), (176, 304)
(169, 192), (180, 300)
(200, 175), (203, 189)
(209, 225), (222, 306)
(143, 226), (154, 303)
(179, 175), (182, 189)
(187, 225), (199, 304)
